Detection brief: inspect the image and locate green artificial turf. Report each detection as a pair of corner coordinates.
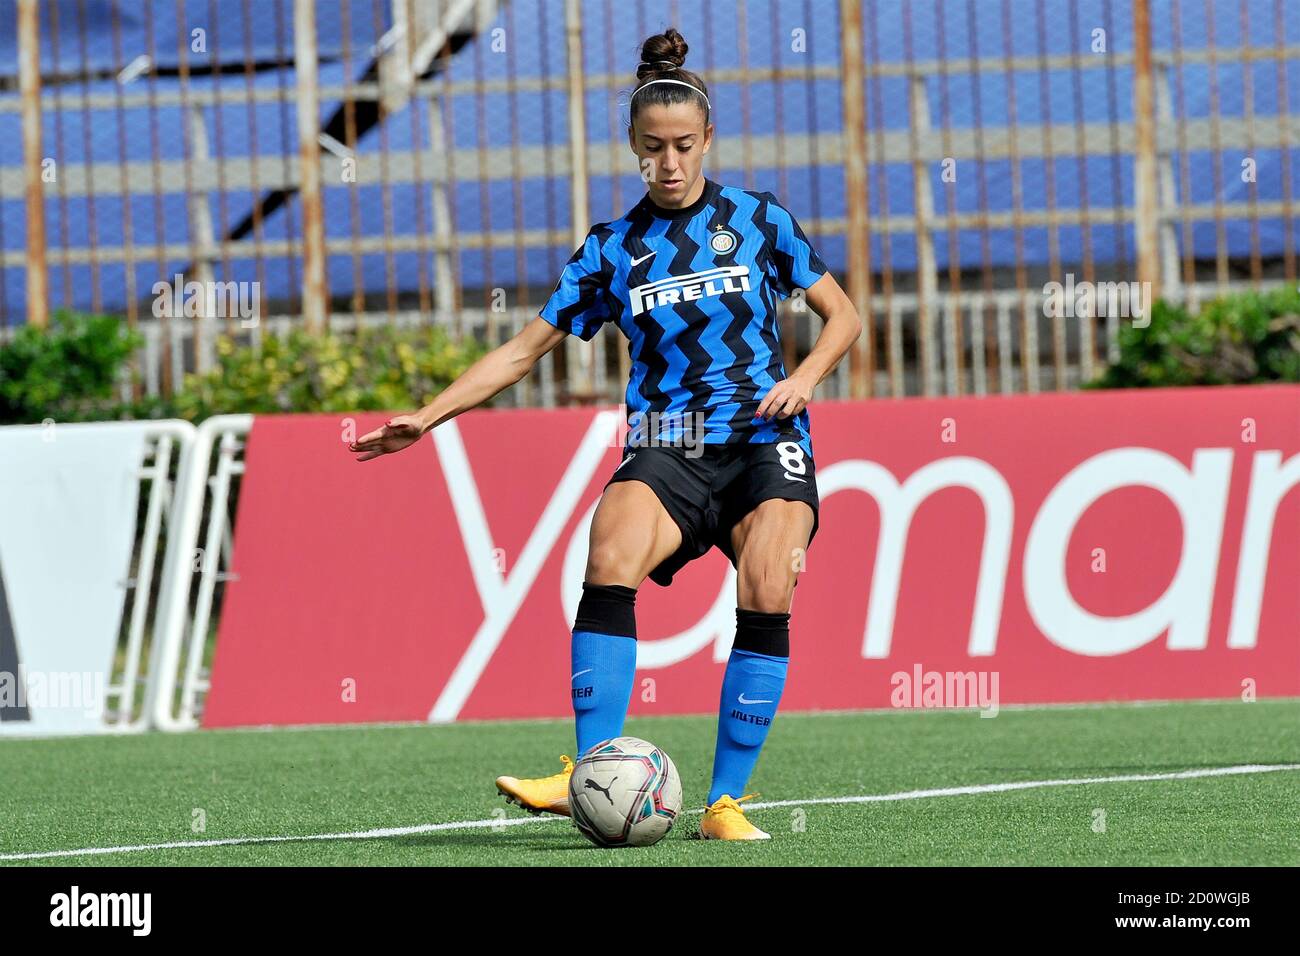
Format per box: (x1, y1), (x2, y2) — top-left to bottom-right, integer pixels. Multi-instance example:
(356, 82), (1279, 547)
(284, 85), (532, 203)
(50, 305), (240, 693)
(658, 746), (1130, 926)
(2, 698), (1297, 866)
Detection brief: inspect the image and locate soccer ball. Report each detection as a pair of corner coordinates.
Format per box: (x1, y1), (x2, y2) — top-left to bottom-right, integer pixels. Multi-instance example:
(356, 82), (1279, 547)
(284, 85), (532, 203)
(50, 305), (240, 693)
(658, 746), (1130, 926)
(568, 736), (682, 848)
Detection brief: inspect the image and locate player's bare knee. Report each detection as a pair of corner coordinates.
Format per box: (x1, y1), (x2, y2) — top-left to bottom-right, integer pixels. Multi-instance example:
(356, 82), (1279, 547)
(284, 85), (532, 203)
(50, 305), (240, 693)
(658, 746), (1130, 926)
(745, 589), (794, 615)
(585, 539), (640, 585)
(737, 563), (794, 613)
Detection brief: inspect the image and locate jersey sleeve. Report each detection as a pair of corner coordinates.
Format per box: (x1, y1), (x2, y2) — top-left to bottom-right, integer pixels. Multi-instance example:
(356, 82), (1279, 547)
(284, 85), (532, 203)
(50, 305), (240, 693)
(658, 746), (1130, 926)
(540, 226), (615, 341)
(761, 193), (829, 296)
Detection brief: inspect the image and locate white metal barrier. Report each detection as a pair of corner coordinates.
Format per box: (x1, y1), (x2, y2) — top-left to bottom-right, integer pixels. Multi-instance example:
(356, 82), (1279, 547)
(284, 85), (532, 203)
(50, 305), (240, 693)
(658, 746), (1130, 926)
(0, 419), (195, 736)
(108, 421), (197, 732)
(146, 414), (252, 732)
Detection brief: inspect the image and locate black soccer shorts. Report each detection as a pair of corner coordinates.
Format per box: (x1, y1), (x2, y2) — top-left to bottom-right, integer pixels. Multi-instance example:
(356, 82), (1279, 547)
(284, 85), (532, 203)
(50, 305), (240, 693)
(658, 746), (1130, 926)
(603, 434), (821, 587)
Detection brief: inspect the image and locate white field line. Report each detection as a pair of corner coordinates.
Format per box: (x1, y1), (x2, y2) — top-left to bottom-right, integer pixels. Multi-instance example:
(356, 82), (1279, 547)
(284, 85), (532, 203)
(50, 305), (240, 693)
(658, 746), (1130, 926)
(4, 762), (1298, 862)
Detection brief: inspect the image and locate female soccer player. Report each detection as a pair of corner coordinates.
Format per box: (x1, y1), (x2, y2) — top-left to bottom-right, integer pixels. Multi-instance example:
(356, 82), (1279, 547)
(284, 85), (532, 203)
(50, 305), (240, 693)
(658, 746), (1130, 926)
(349, 28), (862, 840)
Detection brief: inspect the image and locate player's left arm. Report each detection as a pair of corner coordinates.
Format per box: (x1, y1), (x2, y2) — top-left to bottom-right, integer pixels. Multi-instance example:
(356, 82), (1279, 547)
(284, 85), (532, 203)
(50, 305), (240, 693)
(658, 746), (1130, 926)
(755, 272), (863, 421)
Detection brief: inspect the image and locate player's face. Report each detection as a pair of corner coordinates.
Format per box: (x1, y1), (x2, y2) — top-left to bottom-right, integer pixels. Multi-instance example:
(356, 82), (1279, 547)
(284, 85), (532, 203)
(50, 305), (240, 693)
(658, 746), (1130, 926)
(629, 103), (713, 207)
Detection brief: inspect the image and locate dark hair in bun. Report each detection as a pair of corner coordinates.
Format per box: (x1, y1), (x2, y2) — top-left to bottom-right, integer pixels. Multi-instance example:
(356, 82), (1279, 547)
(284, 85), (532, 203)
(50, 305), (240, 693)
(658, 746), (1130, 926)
(629, 28), (710, 125)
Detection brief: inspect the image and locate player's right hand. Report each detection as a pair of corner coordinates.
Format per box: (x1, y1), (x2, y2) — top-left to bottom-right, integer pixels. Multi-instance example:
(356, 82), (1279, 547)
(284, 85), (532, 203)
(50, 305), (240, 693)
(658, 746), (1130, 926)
(349, 414), (425, 461)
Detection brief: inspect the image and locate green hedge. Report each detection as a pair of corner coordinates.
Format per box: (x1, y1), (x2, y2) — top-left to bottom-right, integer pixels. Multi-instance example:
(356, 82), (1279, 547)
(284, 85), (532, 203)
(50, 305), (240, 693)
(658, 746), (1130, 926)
(1086, 285), (1300, 389)
(5, 288), (1297, 427)
(166, 324), (488, 421)
(0, 314), (488, 425)
(0, 310), (142, 424)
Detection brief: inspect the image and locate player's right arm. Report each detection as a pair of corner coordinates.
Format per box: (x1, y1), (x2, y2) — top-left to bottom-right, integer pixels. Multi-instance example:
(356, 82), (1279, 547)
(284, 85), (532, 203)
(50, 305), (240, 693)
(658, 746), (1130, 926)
(351, 225), (611, 462)
(348, 316), (567, 462)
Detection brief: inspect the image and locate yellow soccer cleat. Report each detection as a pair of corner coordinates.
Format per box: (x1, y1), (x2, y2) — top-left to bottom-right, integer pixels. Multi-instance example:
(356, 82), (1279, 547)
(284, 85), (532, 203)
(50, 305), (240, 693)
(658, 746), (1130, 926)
(697, 794), (770, 841)
(495, 755), (576, 817)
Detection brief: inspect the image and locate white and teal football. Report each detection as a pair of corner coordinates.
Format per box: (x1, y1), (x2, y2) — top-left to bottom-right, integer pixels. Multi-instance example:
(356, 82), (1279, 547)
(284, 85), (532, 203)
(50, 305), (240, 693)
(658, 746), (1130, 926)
(568, 736), (682, 848)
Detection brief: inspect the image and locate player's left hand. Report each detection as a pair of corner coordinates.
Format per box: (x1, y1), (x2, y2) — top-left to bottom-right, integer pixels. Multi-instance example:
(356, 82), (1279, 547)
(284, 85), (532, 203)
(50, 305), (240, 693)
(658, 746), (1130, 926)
(755, 373), (815, 421)
(348, 414), (425, 461)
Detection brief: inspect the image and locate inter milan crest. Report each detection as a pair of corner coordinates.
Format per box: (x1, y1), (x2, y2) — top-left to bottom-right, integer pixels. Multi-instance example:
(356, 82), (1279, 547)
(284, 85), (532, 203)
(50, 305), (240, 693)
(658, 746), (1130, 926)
(709, 227), (738, 256)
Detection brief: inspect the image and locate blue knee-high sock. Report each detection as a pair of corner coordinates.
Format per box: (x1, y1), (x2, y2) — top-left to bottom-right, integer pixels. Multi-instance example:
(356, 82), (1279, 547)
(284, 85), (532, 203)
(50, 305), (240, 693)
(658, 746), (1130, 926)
(708, 609), (791, 805)
(570, 583), (638, 757)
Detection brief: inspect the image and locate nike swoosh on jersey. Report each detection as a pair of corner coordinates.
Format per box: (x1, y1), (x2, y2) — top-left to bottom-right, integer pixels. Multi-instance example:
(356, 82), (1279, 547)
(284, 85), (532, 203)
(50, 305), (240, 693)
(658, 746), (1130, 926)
(737, 693), (774, 705)
(630, 251), (655, 266)
(783, 473), (807, 483)
(615, 453), (636, 471)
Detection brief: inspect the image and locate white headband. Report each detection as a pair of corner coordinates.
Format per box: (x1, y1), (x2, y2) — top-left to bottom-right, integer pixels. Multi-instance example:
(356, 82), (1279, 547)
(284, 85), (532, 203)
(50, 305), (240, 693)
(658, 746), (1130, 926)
(631, 79), (711, 110)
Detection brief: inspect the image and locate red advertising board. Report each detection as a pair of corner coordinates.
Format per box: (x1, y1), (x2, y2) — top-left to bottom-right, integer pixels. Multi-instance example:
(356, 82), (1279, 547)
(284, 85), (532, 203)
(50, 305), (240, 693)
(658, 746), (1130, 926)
(204, 385), (1300, 727)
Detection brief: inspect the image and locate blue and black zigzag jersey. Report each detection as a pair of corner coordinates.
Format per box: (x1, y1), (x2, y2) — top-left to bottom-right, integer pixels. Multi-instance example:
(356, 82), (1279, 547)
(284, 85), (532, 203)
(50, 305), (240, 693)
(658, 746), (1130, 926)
(540, 178), (828, 459)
